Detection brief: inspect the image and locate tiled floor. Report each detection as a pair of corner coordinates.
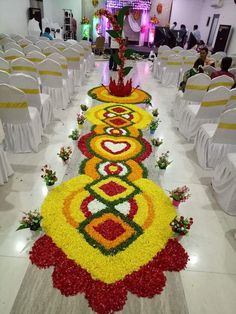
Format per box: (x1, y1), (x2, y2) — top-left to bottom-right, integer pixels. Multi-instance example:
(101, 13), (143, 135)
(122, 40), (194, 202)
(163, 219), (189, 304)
(0, 61), (236, 314)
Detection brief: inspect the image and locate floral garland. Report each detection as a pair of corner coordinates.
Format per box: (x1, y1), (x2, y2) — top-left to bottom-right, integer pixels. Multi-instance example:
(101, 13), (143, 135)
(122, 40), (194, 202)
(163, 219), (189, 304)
(30, 101), (189, 313)
(88, 86), (152, 104)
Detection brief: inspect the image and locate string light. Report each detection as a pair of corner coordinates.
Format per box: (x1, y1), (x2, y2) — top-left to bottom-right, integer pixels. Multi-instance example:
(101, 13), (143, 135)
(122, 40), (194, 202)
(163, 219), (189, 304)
(106, 0), (151, 11)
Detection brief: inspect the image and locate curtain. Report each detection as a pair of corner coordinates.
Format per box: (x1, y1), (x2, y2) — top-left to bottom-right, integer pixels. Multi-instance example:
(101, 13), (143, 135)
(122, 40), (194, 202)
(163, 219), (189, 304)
(128, 14), (141, 33)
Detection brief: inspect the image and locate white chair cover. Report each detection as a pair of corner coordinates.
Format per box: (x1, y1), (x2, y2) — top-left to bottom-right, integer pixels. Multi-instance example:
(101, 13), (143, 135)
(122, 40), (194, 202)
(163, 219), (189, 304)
(173, 73), (210, 121)
(43, 46), (61, 57)
(155, 50), (174, 81)
(212, 153), (236, 215)
(0, 70), (10, 84)
(17, 38), (33, 48)
(4, 48), (24, 61)
(226, 88), (236, 110)
(0, 57), (10, 73)
(0, 119), (13, 184)
(209, 75), (234, 90)
(63, 47), (83, 87)
(4, 42), (23, 52)
(194, 108), (236, 168)
(71, 44), (87, 80)
(0, 50), (4, 58)
(52, 42), (66, 52)
(179, 86), (231, 141)
(229, 67), (236, 76)
(161, 55), (183, 87)
(203, 65), (216, 76)
(35, 40), (50, 50)
(26, 51), (46, 70)
(39, 59), (67, 109)
(24, 44), (41, 54)
(0, 84), (42, 152)
(11, 57), (39, 79)
(10, 73), (53, 128)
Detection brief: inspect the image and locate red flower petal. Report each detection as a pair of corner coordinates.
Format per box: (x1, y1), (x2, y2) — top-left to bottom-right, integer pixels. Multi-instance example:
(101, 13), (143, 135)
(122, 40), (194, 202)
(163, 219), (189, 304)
(78, 132), (94, 158)
(135, 137), (152, 162)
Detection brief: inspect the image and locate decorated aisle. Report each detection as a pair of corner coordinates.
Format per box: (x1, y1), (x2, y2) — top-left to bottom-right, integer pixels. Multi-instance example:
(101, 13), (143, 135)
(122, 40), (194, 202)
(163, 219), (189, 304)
(30, 102), (189, 314)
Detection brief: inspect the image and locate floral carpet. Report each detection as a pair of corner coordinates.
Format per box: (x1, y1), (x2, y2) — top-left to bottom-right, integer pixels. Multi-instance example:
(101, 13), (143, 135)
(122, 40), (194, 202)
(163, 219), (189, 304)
(30, 103), (188, 314)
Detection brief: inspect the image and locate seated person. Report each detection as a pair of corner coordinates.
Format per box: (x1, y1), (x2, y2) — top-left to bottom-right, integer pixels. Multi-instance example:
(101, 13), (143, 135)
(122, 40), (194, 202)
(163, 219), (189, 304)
(41, 27), (53, 40)
(179, 58), (204, 92)
(200, 47), (215, 66)
(211, 57), (235, 81)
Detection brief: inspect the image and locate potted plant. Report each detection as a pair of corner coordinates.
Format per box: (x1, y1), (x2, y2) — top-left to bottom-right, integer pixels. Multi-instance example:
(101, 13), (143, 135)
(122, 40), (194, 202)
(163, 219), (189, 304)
(168, 186), (191, 207)
(16, 209), (42, 232)
(152, 109), (159, 117)
(77, 113), (86, 129)
(170, 216), (193, 239)
(80, 104), (88, 112)
(68, 128), (79, 141)
(57, 146), (72, 162)
(41, 165), (58, 186)
(151, 138), (163, 147)
(156, 151), (172, 170)
(149, 120), (159, 135)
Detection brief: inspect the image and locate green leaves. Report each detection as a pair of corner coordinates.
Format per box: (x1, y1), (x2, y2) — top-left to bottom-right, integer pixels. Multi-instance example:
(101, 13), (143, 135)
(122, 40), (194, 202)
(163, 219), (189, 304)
(124, 66), (133, 76)
(117, 6), (131, 29)
(107, 30), (120, 39)
(124, 48), (135, 58)
(114, 51), (122, 65)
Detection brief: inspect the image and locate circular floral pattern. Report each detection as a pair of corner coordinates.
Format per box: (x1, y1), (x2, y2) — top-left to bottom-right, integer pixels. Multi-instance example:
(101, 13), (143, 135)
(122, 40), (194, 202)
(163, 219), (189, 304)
(88, 86), (152, 104)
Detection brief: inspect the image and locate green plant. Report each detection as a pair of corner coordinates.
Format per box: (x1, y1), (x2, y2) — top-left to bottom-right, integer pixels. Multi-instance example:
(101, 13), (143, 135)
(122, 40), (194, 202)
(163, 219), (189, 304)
(57, 146), (73, 162)
(168, 186), (191, 202)
(152, 109), (159, 117)
(149, 119), (160, 131)
(156, 151), (172, 169)
(41, 165), (58, 186)
(80, 104), (88, 112)
(69, 128), (79, 140)
(17, 209), (42, 231)
(151, 138), (163, 147)
(170, 216), (193, 235)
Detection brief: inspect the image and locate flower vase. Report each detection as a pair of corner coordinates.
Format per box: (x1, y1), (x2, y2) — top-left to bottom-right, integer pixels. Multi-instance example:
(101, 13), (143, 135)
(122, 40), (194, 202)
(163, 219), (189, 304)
(150, 129), (155, 136)
(78, 124), (84, 130)
(172, 199), (181, 208)
(46, 184), (55, 191)
(30, 229), (43, 239)
(176, 234), (183, 242)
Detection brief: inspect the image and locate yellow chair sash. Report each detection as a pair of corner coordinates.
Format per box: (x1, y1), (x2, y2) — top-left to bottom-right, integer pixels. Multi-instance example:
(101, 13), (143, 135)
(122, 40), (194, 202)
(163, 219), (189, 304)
(166, 61), (182, 65)
(5, 55), (19, 61)
(12, 66), (37, 72)
(160, 57), (168, 60)
(186, 85), (208, 90)
(66, 57), (80, 62)
(201, 99), (228, 107)
(21, 88), (40, 94)
(44, 52), (52, 56)
(28, 57), (43, 63)
(61, 64), (68, 69)
(20, 44), (28, 48)
(0, 101), (28, 108)
(0, 68), (10, 73)
(184, 61), (194, 65)
(218, 122), (236, 130)
(39, 70), (62, 77)
(230, 95), (236, 101)
(210, 82), (233, 88)
(80, 53), (85, 57)
(58, 47), (65, 51)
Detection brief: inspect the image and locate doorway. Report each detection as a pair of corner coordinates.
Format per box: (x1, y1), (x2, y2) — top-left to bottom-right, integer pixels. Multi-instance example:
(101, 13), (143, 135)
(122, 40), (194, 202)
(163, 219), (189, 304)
(207, 14), (220, 47)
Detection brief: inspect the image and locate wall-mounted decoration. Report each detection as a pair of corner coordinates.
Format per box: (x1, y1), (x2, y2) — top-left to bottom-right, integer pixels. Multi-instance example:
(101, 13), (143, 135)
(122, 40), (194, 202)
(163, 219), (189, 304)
(157, 3), (163, 14)
(92, 0), (99, 7)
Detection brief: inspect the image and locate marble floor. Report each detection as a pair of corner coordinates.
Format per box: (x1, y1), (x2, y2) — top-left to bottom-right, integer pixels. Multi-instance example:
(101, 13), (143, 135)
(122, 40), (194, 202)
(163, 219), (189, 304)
(0, 61), (236, 314)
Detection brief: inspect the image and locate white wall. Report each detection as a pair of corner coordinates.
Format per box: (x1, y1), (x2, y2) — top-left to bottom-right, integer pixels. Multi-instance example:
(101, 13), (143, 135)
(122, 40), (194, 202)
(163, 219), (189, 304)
(0, 0), (30, 36)
(170, 0), (204, 31)
(199, 0), (236, 54)
(43, 0), (82, 38)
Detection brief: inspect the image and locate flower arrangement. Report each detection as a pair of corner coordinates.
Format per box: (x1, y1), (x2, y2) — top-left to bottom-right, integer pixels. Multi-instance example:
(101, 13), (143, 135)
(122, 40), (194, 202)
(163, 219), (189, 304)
(57, 146), (72, 162)
(156, 151), (172, 169)
(81, 17), (90, 24)
(151, 138), (163, 147)
(17, 209), (42, 231)
(77, 113), (86, 126)
(149, 119), (160, 134)
(80, 104), (88, 112)
(169, 186), (191, 203)
(150, 15), (159, 25)
(69, 128), (79, 141)
(41, 165), (58, 186)
(152, 109), (159, 117)
(170, 216), (193, 236)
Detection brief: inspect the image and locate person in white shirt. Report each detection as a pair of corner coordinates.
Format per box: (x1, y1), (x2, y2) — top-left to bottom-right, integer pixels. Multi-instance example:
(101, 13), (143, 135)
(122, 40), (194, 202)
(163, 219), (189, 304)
(170, 22), (177, 30)
(193, 25), (201, 43)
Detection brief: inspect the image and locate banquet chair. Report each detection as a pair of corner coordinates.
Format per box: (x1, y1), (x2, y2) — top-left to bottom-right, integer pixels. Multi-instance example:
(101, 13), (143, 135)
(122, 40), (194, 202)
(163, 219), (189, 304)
(0, 57), (10, 73)
(212, 153), (236, 215)
(0, 119), (14, 184)
(179, 50), (196, 58)
(0, 37), (14, 48)
(4, 48), (24, 61)
(10, 73), (53, 128)
(52, 42), (66, 52)
(226, 88), (236, 110)
(209, 75), (234, 90)
(0, 70), (10, 84)
(39, 36), (50, 41)
(26, 51), (46, 69)
(172, 46), (184, 54)
(11, 57), (39, 79)
(178, 86), (231, 141)
(43, 46), (61, 57)
(203, 65), (216, 76)
(161, 55), (183, 87)
(79, 41), (95, 71)
(17, 38), (32, 48)
(63, 47), (83, 87)
(194, 108), (236, 169)
(35, 40), (50, 50)
(26, 36), (39, 44)
(173, 73), (210, 121)
(179, 55), (197, 81)
(229, 67), (236, 76)
(24, 44), (41, 54)
(38, 59), (68, 109)
(0, 50), (4, 58)
(211, 51), (226, 67)
(4, 42), (23, 52)
(48, 52), (72, 98)
(11, 34), (24, 42)
(71, 43), (87, 78)
(0, 84), (43, 152)
(155, 49), (174, 80)
(66, 39), (78, 45)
